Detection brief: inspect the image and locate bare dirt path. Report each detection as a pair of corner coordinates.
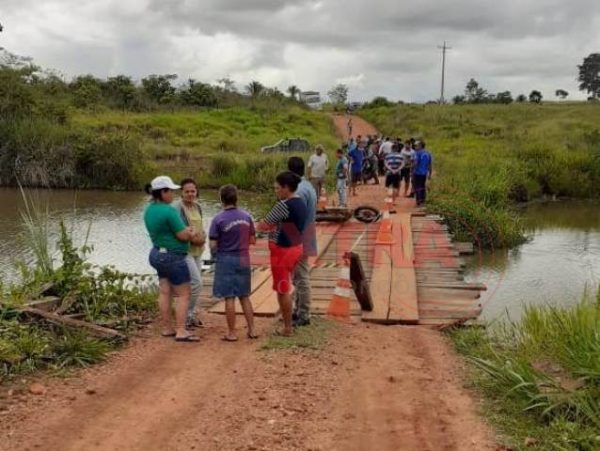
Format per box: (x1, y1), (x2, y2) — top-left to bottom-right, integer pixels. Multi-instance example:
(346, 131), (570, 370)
(1, 317), (497, 451)
(331, 114), (379, 141)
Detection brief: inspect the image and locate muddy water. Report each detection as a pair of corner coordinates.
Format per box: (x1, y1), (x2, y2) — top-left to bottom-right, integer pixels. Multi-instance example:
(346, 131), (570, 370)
(466, 201), (600, 321)
(0, 188), (268, 281)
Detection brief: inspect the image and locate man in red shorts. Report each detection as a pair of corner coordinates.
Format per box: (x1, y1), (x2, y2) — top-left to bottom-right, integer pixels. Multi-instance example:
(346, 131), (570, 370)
(257, 171), (307, 336)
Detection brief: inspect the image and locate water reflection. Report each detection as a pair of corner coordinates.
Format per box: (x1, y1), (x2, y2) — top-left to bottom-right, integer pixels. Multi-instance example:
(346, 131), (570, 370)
(466, 201), (600, 321)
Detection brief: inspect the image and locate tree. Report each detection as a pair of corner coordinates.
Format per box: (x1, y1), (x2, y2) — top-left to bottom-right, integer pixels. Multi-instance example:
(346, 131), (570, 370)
(516, 94), (527, 103)
(578, 53), (600, 100)
(327, 83), (348, 105)
(464, 78), (488, 103)
(452, 95), (466, 104)
(495, 91), (513, 104)
(69, 75), (104, 109)
(141, 74), (177, 104)
(179, 79), (218, 107)
(366, 96), (393, 108)
(217, 77), (236, 92)
(555, 89), (569, 100)
(529, 90), (543, 103)
(287, 85), (300, 100)
(245, 80), (265, 97)
(103, 75), (136, 109)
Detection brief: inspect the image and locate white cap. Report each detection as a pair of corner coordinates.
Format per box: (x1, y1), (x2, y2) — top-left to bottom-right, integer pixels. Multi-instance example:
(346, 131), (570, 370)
(150, 175), (180, 191)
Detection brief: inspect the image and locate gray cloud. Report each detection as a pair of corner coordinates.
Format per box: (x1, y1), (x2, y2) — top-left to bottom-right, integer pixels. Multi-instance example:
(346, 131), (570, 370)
(1, 0), (599, 101)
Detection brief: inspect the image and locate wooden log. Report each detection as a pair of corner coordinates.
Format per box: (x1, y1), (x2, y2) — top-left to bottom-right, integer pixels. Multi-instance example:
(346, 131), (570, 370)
(25, 296), (61, 312)
(349, 251), (373, 311)
(20, 307), (126, 340)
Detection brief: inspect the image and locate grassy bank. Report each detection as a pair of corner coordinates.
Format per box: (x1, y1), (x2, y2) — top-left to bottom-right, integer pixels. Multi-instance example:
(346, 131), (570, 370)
(0, 199), (155, 381)
(360, 103), (600, 247)
(450, 290), (600, 450)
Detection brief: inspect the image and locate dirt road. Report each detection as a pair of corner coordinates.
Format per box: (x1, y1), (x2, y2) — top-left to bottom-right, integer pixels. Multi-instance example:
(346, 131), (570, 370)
(331, 114), (379, 141)
(1, 316), (496, 451)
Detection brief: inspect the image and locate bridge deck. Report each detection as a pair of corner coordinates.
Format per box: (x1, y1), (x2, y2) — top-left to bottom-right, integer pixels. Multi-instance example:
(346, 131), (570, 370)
(202, 183), (483, 326)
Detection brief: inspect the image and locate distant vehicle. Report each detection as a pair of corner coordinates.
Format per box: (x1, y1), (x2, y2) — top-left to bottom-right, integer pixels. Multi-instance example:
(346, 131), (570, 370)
(299, 91), (321, 109)
(261, 138), (311, 153)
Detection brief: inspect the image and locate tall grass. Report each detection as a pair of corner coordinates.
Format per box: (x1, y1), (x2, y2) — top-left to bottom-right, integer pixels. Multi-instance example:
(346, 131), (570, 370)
(361, 103), (600, 248)
(450, 289), (600, 449)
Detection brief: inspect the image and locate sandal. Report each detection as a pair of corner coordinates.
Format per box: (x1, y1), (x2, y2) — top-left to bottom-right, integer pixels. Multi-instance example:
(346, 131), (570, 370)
(247, 332), (259, 339)
(222, 336), (239, 342)
(161, 331), (176, 337)
(174, 335), (200, 342)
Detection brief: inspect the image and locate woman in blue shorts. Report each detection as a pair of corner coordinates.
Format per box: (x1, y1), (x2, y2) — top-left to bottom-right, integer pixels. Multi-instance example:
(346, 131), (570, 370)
(144, 176), (203, 342)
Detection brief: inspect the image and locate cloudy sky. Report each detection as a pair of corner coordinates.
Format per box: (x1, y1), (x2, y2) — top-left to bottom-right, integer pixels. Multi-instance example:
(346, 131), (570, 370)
(1, 0), (599, 102)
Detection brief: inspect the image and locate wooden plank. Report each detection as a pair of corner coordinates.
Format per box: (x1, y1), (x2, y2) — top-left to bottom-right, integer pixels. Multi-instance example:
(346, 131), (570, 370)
(349, 251), (373, 311)
(362, 246), (391, 323)
(387, 213), (419, 324)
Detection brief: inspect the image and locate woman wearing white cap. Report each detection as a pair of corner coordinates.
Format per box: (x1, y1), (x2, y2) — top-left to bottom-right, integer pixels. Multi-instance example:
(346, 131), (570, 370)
(144, 175), (202, 342)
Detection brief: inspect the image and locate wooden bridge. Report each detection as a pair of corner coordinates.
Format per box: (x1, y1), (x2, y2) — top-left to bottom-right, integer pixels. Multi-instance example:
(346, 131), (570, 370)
(200, 183), (485, 326)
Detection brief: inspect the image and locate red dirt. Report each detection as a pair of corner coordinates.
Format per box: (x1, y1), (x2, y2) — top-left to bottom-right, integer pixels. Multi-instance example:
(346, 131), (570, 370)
(331, 114), (379, 141)
(0, 317), (498, 451)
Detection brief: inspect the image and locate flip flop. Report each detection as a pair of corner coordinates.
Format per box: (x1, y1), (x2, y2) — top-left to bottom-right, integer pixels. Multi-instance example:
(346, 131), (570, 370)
(222, 336), (239, 342)
(247, 332), (259, 339)
(161, 331), (176, 337)
(175, 335), (200, 342)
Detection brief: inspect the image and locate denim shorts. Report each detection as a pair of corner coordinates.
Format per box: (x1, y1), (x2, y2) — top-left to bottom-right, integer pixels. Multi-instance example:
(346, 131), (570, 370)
(213, 253), (251, 299)
(149, 247), (191, 286)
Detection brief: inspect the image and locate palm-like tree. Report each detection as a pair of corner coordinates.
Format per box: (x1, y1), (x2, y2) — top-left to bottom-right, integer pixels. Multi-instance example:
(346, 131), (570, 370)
(245, 80), (265, 97)
(287, 85), (300, 100)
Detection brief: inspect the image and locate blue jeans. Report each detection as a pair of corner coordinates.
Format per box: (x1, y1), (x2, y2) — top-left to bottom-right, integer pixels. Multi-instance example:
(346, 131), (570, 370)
(149, 248), (190, 286)
(414, 174), (428, 205)
(336, 178), (347, 207)
(185, 255), (203, 320)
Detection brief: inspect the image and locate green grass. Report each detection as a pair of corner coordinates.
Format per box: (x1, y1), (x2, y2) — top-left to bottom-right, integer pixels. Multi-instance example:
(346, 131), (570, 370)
(260, 317), (335, 351)
(449, 289), (600, 450)
(360, 103), (600, 248)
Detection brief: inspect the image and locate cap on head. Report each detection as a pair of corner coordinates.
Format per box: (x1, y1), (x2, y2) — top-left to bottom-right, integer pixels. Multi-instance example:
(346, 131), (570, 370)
(151, 175), (180, 191)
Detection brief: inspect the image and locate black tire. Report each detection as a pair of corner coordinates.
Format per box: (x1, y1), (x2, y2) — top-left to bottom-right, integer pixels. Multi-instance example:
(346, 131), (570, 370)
(353, 206), (381, 223)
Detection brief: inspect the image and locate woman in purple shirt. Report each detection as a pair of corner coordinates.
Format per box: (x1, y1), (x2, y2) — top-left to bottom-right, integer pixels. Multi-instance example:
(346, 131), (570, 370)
(209, 185), (258, 341)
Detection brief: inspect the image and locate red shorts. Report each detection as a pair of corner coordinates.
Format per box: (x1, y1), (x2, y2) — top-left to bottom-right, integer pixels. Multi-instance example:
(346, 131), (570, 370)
(269, 242), (303, 294)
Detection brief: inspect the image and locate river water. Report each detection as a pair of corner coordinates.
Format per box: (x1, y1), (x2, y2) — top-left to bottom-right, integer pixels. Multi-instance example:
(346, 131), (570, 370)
(0, 188), (598, 320)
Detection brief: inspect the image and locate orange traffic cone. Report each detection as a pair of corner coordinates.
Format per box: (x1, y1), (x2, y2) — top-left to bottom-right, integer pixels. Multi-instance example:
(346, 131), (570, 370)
(327, 256), (352, 319)
(318, 187), (328, 210)
(376, 196), (395, 244)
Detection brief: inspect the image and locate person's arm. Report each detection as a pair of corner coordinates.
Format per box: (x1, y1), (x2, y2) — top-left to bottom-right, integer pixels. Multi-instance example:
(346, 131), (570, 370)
(208, 218), (219, 257)
(249, 216), (257, 245)
(307, 156), (313, 178)
(166, 208), (195, 242)
(256, 201), (288, 232)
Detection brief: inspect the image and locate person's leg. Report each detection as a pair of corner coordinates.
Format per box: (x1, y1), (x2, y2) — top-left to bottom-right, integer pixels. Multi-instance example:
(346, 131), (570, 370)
(172, 283), (192, 338)
(415, 175), (425, 205)
(239, 296), (257, 338)
(317, 178), (324, 198)
(158, 278), (174, 334)
(310, 178), (320, 198)
(185, 255), (202, 326)
(292, 257), (311, 325)
(277, 292), (294, 336)
(337, 179), (347, 207)
(224, 297), (237, 340)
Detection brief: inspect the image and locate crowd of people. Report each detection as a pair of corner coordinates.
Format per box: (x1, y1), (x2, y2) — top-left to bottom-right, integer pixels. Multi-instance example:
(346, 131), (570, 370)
(142, 136), (432, 343)
(335, 135), (433, 207)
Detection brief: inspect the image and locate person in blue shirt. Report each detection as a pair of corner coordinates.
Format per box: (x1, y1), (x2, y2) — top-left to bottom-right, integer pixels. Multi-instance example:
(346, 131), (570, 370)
(287, 157), (317, 327)
(413, 140), (433, 206)
(348, 144), (364, 197)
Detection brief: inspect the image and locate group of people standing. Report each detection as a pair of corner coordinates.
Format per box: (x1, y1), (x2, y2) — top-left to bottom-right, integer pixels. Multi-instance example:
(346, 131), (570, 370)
(334, 135), (433, 207)
(143, 156), (319, 342)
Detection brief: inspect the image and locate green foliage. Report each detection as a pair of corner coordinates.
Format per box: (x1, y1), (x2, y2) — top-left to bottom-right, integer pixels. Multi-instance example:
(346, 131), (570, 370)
(51, 331), (110, 368)
(260, 318), (335, 351)
(141, 74), (177, 104)
(179, 79), (218, 107)
(529, 90), (543, 103)
(327, 83), (349, 105)
(578, 53), (600, 100)
(450, 291), (600, 450)
(360, 103), (600, 248)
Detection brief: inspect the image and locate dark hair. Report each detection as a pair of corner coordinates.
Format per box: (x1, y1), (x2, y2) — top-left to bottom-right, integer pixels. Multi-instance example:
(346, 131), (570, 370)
(180, 178), (199, 198)
(275, 171), (301, 192)
(219, 184), (238, 206)
(144, 184), (169, 201)
(336, 148), (343, 154)
(420, 140), (426, 148)
(287, 156), (305, 177)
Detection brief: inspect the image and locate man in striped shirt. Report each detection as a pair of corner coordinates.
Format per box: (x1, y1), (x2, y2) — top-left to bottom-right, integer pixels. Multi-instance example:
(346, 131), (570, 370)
(384, 143), (404, 203)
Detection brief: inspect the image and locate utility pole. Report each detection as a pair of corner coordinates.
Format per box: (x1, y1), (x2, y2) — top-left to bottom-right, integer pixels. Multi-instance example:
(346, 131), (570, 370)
(438, 41), (451, 104)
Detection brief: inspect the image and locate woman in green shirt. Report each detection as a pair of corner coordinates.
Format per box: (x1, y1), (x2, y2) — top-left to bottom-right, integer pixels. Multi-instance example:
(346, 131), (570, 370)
(144, 176), (202, 342)
(173, 178), (206, 329)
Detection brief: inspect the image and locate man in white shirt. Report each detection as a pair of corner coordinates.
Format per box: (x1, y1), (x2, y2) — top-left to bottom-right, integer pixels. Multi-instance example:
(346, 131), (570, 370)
(307, 144), (329, 197)
(378, 137), (394, 157)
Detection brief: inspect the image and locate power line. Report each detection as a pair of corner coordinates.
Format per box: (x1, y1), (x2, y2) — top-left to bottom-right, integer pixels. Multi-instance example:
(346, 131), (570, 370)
(438, 41), (451, 104)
